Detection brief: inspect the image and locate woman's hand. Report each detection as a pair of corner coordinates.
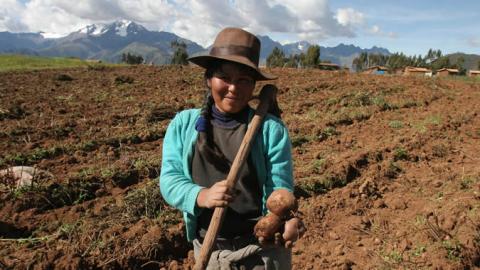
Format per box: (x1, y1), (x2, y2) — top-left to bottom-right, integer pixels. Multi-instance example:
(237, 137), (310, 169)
(281, 217), (306, 248)
(196, 180), (233, 208)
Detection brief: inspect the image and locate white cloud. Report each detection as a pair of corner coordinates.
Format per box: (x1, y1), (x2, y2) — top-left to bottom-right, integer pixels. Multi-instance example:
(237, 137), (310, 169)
(2, 0), (367, 46)
(467, 37), (480, 47)
(367, 24), (397, 39)
(336, 8), (365, 27)
(0, 0), (29, 32)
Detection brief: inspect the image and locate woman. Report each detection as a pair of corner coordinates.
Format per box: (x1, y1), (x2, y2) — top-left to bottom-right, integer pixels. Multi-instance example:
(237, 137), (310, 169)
(160, 27), (299, 269)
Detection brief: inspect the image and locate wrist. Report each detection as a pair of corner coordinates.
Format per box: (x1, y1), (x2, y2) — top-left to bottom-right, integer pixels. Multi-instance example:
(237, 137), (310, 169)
(196, 188), (207, 208)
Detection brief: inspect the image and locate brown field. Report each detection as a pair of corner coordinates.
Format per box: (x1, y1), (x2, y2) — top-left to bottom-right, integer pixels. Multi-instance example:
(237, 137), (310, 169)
(0, 65), (479, 269)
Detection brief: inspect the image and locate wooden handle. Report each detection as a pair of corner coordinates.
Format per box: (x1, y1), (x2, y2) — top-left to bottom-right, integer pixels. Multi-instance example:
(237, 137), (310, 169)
(194, 85), (277, 270)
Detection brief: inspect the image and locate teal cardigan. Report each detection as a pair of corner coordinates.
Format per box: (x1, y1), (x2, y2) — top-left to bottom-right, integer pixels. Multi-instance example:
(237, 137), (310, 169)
(159, 108), (293, 241)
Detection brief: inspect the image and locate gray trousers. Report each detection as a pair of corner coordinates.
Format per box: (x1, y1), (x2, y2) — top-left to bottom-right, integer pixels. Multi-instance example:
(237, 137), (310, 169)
(193, 237), (292, 270)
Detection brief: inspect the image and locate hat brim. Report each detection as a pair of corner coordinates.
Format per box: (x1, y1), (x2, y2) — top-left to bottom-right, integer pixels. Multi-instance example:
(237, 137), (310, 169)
(188, 55), (277, 81)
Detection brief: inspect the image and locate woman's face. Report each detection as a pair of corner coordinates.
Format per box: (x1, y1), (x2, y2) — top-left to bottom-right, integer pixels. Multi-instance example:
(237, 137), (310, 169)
(208, 62), (256, 114)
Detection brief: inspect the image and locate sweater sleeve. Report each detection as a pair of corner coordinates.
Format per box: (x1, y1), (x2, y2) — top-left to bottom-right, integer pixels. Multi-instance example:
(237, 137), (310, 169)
(159, 112), (203, 216)
(263, 116), (294, 194)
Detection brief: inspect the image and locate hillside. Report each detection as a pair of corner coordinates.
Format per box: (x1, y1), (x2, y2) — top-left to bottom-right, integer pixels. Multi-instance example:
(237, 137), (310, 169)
(0, 66), (479, 269)
(447, 53), (480, 71)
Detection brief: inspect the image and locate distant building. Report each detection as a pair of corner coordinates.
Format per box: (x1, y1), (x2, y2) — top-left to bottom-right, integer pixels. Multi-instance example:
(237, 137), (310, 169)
(436, 68), (459, 76)
(362, 66), (389, 75)
(404, 66), (432, 76)
(316, 62), (341, 71)
(468, 70), (480, 77)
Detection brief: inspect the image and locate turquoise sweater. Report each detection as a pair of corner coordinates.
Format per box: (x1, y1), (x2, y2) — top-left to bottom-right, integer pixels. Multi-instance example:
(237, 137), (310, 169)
(159, 108), (293, 241)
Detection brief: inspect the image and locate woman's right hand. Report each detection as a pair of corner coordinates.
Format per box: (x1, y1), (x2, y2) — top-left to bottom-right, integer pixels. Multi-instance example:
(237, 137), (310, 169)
(196, 180), (233, 208)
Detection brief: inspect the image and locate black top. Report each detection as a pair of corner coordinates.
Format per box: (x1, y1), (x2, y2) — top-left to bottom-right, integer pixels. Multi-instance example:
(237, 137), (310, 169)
(192, 106), (262, 239)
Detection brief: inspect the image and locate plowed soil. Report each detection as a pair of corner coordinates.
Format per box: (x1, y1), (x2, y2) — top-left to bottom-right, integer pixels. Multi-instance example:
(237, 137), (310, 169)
(0, 65), (479, 269)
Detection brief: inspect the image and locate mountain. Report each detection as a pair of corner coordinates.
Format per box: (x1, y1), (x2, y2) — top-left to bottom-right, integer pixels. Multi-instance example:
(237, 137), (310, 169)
(0, 32), (52, 53)
(446, 53), (480, 71)
(0, 20), (204, 64)
(257, 35), (284, 61)
(275, 41), (391, 68)
(0, 20), (418, 69)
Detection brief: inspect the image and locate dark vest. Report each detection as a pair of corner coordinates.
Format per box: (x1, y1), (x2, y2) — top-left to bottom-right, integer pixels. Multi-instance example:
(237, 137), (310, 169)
(192, 107), (262, 239)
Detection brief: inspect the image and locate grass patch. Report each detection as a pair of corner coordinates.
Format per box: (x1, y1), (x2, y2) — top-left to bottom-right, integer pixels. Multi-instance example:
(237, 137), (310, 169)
(393, 147), (409, 161)
(388, 120), (404, 129)
(0, 54), (120, 72)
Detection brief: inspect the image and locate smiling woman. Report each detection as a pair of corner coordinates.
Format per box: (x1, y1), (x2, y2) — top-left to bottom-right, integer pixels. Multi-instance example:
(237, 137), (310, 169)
(159, 27), (302, 269)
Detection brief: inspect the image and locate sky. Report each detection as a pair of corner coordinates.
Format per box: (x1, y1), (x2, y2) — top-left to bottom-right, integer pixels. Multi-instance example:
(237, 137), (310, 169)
(0, 0), (479, 56)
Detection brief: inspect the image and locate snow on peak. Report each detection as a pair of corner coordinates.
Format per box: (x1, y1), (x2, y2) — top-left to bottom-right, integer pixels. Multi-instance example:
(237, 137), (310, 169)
(77, 20), (145, 37)
(79, 23), (108, 36)
(113, 20), (132, 37)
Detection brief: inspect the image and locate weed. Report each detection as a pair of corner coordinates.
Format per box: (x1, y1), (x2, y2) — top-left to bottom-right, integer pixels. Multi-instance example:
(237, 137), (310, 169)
(425, 115), (442, 126)
(94, 92), (109, 102)
(291, 135), (311, 148)
(381, 249), (403, 264)
(310, 158), (326, 174)
(372, 96), (396, 111)
(0, 104), (27, 120)
(123, 180), (170, 220)
(432, 144), (448, 158)
(435, 191), (444, 200)
(80, 140), (98, 152)
(393, 147), (409, 161)
(388, 120), (404, 129)
(414, 215), (426, 227)
(442, 239), (463, 261)
(411, 245), (426, 257)
(460, 176), (477, 190)
(115, 75), (134, 84)
(385, 161), (402, 179)
(316, 126), (339, 141)
(100, 167), (114, 178)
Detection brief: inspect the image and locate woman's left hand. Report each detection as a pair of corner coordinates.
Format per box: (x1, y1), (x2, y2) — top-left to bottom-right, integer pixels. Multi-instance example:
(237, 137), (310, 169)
(281, 217), (306, 248)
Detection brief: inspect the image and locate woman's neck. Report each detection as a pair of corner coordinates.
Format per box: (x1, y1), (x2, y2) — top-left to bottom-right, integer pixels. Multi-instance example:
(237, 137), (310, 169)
(211, 105), (249, 128)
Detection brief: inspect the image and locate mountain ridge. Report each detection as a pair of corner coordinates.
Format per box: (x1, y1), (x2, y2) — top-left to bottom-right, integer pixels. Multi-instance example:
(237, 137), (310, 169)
(4, 20), (475, 69)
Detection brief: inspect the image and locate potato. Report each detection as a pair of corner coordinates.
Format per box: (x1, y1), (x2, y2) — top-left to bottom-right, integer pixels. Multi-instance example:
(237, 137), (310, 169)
(266, 189), (297, 218)
(254, 213), (282, 241)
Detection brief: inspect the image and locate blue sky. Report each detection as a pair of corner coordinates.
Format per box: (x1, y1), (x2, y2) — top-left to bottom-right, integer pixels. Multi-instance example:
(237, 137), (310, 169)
(1, 0), (478, 56)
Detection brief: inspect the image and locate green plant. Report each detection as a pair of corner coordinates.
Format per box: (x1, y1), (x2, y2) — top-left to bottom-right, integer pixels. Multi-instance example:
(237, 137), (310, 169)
(381, 249), (403, 264)
(442, 239), (463, 261)
(388, 120), (404, 129)
(393, 147), (409, 161)
(291, 135), (311, 148)
(385, 161), (402, 178)
(310, 158), (326, 174)
(432, 144), (448, 158)
(411, 245), (426, 257)
(460, 176), (477, 189)
(316, 126), (339, 141)
(80, 140), (98, 152)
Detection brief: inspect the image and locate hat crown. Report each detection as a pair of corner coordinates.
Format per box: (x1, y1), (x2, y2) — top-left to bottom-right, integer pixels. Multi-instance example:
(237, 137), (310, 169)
(187, 27), (276, 80)
(210, 27), (260, 66)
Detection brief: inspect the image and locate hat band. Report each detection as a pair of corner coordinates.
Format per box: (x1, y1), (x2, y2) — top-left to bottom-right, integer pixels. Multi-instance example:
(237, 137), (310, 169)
(210, 45), (259, 66)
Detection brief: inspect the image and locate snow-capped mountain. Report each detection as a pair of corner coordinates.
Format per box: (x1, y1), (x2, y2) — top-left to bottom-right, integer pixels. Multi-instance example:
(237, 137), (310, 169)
(78, 20), (147, 37)
(1, 20), (393, 67)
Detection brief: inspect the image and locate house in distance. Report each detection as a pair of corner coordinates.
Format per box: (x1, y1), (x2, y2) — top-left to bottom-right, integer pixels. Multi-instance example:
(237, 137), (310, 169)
(468, 70), (480, 77)
(363, 66), (389, 75)
(436, 68), (459, 76)
(404, 66), (432, 77)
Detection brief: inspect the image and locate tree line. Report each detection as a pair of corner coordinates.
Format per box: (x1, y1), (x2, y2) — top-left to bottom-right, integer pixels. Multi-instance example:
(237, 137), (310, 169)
(266, 45), (326, 68)
(351, 48), (475, 75)
(122, 43), (480, 74)
(121, 40), (189, 65)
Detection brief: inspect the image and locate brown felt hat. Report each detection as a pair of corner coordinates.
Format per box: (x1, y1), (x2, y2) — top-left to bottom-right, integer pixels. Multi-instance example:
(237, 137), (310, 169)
(188, 27), (277, 80)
